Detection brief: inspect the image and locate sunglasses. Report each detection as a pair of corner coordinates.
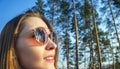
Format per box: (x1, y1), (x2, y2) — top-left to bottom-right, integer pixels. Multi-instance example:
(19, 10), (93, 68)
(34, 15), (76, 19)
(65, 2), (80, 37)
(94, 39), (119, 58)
(33, 27), (57, 45)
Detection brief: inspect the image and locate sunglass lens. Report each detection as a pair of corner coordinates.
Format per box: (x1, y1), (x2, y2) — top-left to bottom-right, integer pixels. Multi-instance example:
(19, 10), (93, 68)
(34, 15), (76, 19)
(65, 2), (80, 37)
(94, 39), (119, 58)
(34, 28), (48, 44)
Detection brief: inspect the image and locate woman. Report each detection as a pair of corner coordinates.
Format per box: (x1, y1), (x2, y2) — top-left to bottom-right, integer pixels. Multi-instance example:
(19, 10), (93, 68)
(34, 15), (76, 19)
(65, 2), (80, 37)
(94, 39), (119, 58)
(0, 10), (58, 69)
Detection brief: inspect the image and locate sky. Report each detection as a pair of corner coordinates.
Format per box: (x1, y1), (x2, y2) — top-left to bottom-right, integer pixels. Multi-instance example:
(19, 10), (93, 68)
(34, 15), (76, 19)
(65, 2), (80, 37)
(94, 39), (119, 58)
(0, 0), (37, 32)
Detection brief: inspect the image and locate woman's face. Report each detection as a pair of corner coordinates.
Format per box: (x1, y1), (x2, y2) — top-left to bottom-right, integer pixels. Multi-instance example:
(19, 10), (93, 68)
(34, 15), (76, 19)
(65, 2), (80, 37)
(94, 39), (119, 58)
(16, 17), (57, 69)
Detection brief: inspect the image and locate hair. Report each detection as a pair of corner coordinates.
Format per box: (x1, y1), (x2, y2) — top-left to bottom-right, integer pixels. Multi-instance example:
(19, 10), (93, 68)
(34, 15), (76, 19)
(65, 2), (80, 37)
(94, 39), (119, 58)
(0, 10), (58, 69)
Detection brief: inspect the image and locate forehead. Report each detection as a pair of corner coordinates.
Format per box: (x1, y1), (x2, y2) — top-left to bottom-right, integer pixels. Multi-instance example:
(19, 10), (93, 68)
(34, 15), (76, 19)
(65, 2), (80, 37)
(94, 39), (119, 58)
(21, 17), (51, 34)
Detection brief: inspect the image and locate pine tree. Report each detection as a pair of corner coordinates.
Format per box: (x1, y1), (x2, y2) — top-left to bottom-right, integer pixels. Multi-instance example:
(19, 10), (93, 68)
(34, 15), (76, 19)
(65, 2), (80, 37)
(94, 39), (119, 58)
(108, 0), (120, 49)
(90, 0), (102, 69)
(72, 0), (79, 69)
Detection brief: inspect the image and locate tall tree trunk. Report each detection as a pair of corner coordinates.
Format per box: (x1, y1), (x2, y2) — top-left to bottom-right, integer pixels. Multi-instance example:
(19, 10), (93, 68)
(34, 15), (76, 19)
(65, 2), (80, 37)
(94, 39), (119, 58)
(88, 22), (95, 69)
(52, 0), (56, 26)
(65, 26), (69, 69)
(72, 0), (79, 69)
(114, 59), (116, 69)
(65, 17), (69, 69)
(110, 44), (115, 69)
(89, 40), (94, 69)
(108, 0), (120, 48)
(90, 0), (102, 69)
(108, 48), (110, 69)
(84, 0), (94, 68)
(108, 0), (120, 68)
(52, 0), (59, 45)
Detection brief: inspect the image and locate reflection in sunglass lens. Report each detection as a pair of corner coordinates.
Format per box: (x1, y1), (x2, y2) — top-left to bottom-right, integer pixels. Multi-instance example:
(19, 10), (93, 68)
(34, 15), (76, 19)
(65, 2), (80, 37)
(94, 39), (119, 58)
(34, 27), (57, 45)
(34, 28), (48, 44)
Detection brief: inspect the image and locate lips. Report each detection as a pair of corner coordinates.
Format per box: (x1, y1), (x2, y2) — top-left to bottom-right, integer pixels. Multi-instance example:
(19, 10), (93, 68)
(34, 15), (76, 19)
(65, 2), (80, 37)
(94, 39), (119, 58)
(44, 55), (55, 63)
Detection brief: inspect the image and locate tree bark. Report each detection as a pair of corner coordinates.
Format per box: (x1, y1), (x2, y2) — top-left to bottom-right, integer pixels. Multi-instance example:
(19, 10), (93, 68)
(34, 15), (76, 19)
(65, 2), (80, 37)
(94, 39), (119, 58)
(110, 44), (115, 69)
(90, 0), (102, 69)
(72, 0), (79, 69)
(52, 0), (56, 26)
(65, 24), (69, 69)
(108, 0), (120, 49)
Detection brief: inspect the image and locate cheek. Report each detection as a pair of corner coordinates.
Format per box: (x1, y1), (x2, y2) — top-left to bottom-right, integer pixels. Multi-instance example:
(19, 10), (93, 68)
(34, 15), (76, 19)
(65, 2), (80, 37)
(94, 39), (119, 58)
(26, 38), (44, 46)
(16, 38), (45, 58)
(16, 38), (45, 68)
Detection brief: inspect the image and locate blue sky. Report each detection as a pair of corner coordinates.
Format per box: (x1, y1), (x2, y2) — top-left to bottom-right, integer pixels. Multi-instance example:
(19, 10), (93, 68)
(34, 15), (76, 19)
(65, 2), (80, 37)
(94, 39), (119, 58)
(0, 0), (37, 32)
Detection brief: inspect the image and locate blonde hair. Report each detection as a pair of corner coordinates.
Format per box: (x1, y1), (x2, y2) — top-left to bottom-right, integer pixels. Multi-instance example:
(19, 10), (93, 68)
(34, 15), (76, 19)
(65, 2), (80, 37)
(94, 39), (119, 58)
(0, 11), (58, 69)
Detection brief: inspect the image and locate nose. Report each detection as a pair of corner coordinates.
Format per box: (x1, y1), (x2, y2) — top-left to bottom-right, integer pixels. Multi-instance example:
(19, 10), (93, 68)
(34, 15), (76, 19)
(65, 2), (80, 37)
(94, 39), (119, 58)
(45, 39), (57, 50)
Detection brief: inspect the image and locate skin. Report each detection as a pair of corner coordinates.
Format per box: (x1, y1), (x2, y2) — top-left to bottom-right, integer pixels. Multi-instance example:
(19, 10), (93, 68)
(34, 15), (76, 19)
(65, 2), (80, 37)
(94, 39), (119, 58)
(16, 17), (57, 69)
